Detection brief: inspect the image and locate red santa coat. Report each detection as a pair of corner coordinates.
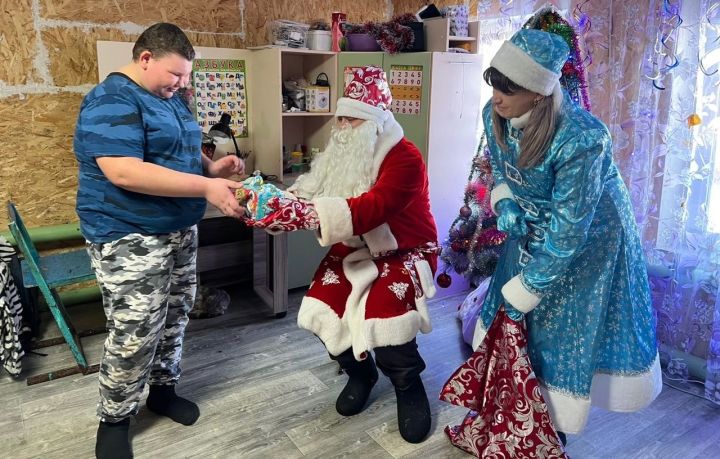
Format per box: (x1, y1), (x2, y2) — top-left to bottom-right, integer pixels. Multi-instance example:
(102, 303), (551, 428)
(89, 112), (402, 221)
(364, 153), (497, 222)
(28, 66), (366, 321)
(297, 135), (439, 360)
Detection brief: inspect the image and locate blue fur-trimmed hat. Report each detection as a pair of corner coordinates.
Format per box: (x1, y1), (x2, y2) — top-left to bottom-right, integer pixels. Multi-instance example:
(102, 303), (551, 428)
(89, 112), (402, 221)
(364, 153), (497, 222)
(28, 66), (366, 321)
(489, 29), (570, 96)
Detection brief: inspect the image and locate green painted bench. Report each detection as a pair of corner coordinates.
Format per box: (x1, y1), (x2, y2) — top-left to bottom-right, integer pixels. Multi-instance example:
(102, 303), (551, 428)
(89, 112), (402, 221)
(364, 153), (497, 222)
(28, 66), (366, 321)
(7, 202), (95, 370)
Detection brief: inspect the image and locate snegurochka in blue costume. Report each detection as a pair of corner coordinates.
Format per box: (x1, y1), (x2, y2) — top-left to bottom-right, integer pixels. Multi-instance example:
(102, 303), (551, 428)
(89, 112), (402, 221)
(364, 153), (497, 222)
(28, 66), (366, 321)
(449, 28), (662, 441)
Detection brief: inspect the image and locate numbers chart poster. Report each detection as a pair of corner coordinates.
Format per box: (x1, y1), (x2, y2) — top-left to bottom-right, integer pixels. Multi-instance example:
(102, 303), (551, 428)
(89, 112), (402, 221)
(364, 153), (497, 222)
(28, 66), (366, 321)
(192, 59), (248, 137)
(389, 65), (422, 116)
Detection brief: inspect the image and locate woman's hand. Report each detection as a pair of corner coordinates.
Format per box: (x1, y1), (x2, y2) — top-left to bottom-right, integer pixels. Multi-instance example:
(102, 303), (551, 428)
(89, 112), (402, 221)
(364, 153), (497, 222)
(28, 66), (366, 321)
(207, 155), (245, 178)
(495, 198), (528, 238)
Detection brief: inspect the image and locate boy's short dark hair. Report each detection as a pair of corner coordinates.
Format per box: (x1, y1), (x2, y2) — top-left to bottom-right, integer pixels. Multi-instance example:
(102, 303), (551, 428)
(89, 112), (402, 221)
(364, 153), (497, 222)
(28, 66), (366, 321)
(132, 23), (195, 61)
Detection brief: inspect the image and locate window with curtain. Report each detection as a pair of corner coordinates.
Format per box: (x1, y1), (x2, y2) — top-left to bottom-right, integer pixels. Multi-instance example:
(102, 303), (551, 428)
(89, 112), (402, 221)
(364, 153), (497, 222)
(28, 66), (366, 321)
(582, 0), (720, 404)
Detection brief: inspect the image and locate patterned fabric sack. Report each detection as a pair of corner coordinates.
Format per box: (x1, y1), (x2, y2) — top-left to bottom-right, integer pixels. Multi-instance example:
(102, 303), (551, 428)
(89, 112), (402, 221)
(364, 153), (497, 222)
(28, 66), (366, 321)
(0, 236), (25, 377)
(440, 305), (567, 458)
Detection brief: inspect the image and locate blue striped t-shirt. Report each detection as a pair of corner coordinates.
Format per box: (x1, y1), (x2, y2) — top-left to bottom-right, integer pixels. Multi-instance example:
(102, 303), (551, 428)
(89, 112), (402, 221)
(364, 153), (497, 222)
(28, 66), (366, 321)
(74, 73), (206, 243)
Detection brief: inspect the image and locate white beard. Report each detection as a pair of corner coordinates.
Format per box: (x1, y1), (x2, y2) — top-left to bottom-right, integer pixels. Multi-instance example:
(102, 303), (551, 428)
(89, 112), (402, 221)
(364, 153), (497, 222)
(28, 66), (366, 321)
(290, 121), (378, 199)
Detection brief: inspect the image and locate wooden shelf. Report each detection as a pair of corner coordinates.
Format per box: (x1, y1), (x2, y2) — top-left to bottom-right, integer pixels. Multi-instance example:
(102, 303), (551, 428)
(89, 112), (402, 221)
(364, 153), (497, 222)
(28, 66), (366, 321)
(424, 18), (479, 53)
(248, 45), (336, 56)
(249, 47), (337, 183)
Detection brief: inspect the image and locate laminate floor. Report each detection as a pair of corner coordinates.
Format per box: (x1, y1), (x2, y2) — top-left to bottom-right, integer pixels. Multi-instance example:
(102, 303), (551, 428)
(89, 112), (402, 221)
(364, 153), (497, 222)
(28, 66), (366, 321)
(1, 287), (718, 458)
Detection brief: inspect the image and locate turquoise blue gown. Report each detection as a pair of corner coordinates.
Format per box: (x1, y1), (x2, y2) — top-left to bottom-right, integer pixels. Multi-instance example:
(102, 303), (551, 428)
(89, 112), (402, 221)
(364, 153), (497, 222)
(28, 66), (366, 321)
(476, 91), (662, 433)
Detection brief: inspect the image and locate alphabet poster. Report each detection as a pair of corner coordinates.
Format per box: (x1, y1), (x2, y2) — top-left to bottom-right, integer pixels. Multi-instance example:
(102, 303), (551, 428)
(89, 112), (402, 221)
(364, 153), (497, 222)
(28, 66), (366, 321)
(192, 59), (248, 137)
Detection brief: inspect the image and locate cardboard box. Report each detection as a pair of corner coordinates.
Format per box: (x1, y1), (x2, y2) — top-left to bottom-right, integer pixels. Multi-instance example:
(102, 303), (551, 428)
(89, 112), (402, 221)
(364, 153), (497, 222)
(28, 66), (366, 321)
(305, 85), (330, 112)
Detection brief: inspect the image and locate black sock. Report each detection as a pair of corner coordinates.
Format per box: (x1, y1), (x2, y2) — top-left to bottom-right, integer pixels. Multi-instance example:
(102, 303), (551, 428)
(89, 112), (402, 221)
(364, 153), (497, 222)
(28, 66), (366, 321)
(95, 418), (132, 459)
(146, 385), (200, 426)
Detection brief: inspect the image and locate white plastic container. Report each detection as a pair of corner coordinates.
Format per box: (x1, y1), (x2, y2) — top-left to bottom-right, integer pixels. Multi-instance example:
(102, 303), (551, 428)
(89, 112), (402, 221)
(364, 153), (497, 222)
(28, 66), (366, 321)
(306, 30), (332, 51)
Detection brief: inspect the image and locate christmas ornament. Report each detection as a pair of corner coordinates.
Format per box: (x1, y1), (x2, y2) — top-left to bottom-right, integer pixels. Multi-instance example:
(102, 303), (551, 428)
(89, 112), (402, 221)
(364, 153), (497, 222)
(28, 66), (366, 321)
(436, 273), (452, 288)
(687, 113), (702, 127)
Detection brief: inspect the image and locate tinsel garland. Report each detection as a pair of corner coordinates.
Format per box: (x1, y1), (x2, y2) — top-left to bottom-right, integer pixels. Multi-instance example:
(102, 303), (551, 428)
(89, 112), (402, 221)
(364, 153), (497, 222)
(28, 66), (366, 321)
(522, 6), (591, 111)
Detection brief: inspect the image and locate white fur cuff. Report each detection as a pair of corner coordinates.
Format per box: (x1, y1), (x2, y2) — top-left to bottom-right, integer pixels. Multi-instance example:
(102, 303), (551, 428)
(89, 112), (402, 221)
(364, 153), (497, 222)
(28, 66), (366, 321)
(490, 183), (515, 214)
(501, 274), (541, 313)
(313, 197), (354, 247)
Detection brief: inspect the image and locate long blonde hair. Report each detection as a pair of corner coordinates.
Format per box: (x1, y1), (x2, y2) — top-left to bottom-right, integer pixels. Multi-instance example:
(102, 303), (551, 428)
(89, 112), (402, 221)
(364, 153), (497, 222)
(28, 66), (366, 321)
(484, 67), (557, 169)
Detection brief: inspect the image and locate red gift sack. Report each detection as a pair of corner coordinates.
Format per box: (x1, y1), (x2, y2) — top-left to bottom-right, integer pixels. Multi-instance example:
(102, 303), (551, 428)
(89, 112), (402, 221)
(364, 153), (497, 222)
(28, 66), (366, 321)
(440, 305), (568, 458)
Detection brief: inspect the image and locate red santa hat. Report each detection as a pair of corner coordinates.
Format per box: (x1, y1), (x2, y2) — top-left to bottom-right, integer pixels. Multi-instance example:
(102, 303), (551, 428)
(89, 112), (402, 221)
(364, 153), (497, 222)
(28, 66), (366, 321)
(336, 66), (393, 127)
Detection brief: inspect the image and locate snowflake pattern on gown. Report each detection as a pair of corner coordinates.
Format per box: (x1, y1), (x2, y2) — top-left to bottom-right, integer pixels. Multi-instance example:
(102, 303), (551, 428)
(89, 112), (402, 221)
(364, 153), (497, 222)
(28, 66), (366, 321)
(388, 282), (409, 300)
(321, 268), (340, 286)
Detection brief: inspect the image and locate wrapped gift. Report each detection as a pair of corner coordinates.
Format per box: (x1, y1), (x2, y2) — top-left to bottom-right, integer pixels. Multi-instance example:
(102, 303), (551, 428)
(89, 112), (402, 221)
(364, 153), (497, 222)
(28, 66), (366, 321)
(235, 174), (290, 220)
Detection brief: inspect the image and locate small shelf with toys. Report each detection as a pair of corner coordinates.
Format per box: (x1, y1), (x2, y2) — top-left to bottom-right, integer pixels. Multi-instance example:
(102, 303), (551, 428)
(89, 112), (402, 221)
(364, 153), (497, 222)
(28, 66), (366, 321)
(423, 17), (479, 53)
(249, 46), (337, 183)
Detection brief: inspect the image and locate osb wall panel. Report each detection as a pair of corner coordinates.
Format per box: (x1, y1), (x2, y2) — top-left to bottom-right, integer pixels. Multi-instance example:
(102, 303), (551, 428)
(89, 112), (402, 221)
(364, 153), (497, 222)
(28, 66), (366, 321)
(40, 0), (243, 33)
(0, 93), (83, 228)
(186, 32), (244, 50)
(0, 0), (39, 85)
(45, 27), (246, 87)
(243, 0), (390, 47)
(44, 27), (135, 86)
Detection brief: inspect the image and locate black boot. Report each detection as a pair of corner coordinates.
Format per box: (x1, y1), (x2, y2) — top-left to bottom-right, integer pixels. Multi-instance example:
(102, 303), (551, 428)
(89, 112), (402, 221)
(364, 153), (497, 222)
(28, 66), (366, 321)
(393, 376), (431, 443)
(146, 385), (200, 426)
(557, 431), (567, 446)
(95, 418), (132, 459)
(334, 352), (379, 416)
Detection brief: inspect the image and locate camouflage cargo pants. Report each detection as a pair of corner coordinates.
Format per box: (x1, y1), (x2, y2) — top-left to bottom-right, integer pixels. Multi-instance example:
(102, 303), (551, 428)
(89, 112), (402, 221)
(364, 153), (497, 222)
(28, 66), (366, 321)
(86, 226), (198, 422)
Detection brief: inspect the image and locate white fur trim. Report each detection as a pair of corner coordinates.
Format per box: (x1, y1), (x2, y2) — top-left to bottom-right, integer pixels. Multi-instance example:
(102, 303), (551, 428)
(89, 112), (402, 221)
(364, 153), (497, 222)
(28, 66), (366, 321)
(414, 259), (436, 300)
(471, 318), (488, 351)
(540, 386), (592, 434)
(336, 97), (389, 126)
(552, 82), (563, 112)
(542, 353), (663, 434)
(342, 236), (366, 248)
(589, 353), (663, 412)
(364, 310), (428, 350)
(342, 248), (378, 360)
(509, 110), (532, 129)
(371, 115), (404, 181)
(490, 41), (560, 96)
(501, 274), (541, 313)
(490, 183), (515, 214)
(313, 197), (354, 247)
(362, 223), (398, 256)
(297, 296), (352, 356)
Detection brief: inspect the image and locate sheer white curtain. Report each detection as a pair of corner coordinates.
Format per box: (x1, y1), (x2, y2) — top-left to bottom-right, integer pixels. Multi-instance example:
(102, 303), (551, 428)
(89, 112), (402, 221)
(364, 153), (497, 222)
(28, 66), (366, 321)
(580, 0), (720, 403)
